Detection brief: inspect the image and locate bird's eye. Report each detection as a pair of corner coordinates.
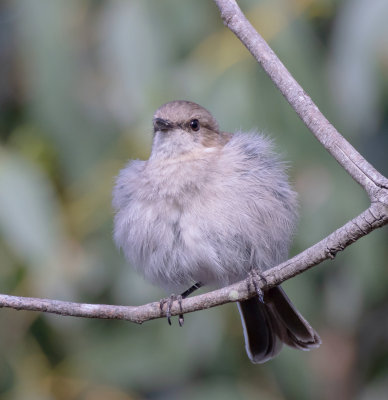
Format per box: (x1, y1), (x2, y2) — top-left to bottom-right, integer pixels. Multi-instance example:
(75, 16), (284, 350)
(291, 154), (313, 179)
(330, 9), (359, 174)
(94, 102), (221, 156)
(189, 119), (200, 131)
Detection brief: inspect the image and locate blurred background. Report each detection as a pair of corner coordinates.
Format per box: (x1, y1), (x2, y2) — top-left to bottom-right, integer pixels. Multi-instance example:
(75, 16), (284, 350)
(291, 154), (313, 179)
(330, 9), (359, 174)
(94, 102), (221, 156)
(0, 0), (387, 399)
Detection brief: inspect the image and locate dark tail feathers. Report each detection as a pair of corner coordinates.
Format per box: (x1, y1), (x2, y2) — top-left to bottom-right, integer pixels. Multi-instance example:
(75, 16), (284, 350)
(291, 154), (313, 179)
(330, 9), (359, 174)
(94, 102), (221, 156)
(237, 286), (321, 363)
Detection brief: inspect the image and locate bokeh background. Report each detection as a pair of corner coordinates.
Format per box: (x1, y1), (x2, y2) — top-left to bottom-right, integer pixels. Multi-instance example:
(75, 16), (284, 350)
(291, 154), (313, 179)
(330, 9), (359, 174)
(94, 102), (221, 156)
(1, 0), (388, 399)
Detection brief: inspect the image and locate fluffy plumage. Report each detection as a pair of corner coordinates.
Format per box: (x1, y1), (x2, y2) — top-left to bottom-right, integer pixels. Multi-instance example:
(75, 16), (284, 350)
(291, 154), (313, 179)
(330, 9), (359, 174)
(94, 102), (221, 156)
(113, 100), (321, 363)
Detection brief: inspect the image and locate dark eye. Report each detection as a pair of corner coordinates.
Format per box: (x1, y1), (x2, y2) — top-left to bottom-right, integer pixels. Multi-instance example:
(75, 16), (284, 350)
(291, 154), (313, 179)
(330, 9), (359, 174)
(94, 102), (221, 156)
(189, 119), (200, 131)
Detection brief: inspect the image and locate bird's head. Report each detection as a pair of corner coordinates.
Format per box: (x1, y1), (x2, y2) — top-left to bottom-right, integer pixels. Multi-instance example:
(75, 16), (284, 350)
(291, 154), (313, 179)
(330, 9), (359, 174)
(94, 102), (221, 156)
(151, 100), (228, 160)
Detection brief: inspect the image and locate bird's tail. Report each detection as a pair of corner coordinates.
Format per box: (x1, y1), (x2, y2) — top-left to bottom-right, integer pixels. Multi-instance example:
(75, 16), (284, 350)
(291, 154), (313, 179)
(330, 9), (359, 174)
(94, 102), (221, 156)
(237, 286), (321, 363)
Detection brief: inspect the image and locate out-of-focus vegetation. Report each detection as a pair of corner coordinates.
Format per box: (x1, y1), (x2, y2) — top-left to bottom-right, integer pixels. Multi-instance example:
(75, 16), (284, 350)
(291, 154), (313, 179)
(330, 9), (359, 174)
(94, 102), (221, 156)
(0, 0), (387, 399)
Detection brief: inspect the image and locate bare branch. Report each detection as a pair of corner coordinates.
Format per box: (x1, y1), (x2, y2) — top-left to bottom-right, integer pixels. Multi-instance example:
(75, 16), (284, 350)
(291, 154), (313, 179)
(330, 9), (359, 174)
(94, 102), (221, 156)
(1, 203), (387, 323)
(1, 0), (387, 323)
(213, 0), (388, 201)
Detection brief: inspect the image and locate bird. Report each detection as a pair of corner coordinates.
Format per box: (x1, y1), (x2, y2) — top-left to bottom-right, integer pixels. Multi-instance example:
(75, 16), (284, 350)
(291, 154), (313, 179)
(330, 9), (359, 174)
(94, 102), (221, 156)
(112, 100), (321, 363)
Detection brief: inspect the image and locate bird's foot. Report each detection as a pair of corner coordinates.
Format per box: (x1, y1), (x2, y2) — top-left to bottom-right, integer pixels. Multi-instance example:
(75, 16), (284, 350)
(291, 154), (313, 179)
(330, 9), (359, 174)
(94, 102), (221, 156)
(159, 294), (184, 327)
(159, 282), (202, 327)
(247, 270), (268, 303)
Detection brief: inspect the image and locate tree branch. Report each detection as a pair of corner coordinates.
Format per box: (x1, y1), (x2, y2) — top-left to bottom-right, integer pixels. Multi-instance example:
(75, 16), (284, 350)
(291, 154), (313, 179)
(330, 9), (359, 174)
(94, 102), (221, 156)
(213, 0), (388, 201)
(1, 0), (388, 323)
(1, 203), (387, 323)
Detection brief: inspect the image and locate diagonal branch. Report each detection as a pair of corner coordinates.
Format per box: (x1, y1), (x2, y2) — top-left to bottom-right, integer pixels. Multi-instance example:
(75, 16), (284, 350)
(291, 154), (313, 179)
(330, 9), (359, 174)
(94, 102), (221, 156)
(1, 202), (387, 323)
(213, 0), (388, 201)
(1, 0), (388, 323)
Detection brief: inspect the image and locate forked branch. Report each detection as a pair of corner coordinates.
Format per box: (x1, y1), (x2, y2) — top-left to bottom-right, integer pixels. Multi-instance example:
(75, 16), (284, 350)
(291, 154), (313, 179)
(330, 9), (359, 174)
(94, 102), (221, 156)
(0, 0), (387, 323)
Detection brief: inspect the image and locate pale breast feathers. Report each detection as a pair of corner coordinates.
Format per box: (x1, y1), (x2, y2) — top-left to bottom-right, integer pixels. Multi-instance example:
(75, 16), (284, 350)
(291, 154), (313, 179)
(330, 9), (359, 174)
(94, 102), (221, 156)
(112, 132), (298, 288)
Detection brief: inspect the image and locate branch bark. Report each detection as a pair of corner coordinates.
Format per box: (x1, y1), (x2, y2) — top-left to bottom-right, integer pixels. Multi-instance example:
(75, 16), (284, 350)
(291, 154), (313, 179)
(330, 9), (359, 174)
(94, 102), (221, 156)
(1, 202), (387, 323)
(1, 0), (388, 323)
(213, 0), (388, 201)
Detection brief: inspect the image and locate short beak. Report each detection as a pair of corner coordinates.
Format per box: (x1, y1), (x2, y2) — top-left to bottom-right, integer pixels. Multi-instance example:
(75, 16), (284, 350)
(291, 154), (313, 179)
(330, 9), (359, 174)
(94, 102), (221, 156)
(153, 118), (172, 132)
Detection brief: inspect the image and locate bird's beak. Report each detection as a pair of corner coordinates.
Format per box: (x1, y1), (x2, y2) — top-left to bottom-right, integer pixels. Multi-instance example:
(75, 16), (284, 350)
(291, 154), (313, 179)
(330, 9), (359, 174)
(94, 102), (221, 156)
(153, 118), (173, 133)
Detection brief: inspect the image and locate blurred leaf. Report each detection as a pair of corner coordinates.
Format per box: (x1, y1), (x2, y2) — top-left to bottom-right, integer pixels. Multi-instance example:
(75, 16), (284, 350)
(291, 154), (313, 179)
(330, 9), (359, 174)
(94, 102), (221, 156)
(329, 0), (388, 137)
(0, 150), (63, 265)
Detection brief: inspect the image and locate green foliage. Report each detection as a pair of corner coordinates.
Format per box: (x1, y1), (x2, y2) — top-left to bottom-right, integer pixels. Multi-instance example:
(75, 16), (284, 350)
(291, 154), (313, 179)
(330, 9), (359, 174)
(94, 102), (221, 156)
(0, 0), (387, 399)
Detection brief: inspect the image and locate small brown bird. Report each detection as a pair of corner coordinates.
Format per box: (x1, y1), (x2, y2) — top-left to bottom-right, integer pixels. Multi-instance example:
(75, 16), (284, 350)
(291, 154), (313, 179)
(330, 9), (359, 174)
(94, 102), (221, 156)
(113, 100), (321, 363)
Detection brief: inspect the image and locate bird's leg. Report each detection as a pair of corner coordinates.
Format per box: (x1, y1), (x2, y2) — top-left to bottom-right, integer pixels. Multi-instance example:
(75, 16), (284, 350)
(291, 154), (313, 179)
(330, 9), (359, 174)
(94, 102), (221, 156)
(178, 282), (203, 326)
(160, 282), (203, 327)
(181, 282), (203, 298)
(247, 269), (267, 303)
